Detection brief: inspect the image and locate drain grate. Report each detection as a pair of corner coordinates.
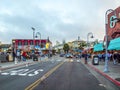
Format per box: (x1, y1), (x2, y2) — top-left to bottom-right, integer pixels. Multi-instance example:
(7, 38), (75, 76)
(115, 78), (120, 82)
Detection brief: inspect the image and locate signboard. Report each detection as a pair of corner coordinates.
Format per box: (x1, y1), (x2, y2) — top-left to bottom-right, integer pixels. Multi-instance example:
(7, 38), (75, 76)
(110, 15), (117, 28)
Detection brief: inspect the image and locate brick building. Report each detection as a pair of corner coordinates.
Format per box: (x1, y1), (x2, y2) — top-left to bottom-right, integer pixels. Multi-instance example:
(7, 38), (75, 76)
(107, 6), (120, 41)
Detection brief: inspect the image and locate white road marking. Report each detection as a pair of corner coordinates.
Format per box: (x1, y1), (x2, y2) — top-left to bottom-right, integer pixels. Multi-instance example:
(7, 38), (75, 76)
(99, 84), (106, 87)
(57, 60), (61, 61)
(1, 72), (9, 75)
(77, 60), (80, 62)
(39, 69), (44, 72)
(1, 68), (44, 77)
(10, 69), (29, 75)
(18, 69), (35, 76)
(28, 69), (44, 76)
(10, 73), (17, 75)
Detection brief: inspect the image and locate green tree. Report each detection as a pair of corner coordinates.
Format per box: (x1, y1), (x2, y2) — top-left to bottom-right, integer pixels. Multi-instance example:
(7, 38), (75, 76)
(63, 43), (69, 53)
(78, 41), (87, 50)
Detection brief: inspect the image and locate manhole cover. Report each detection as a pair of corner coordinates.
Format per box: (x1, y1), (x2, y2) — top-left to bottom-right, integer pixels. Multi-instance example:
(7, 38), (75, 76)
(115, 78), (120, 82)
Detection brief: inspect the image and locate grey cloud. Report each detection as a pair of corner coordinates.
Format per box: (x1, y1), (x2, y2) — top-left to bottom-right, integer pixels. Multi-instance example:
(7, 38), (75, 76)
(0, 0), (120, 44)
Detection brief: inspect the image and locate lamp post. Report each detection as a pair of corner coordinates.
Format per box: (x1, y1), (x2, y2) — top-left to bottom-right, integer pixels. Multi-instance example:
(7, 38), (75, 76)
(87, 32), (94, 51)
(104, 9), (117, 72)
(78, 36), (80, 50)
(87, 32), (94, 62)
(35, 32), (41, 61)
(31, 27), (35, 50)
(12, 40), (15, 62)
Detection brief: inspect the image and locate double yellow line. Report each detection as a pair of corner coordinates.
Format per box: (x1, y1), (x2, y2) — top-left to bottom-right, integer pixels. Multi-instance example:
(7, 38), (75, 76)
(25, 62), (64, 90)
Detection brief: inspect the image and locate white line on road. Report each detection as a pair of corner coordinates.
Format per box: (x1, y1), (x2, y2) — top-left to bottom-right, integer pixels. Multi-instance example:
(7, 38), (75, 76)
(18, 69), (35, 76)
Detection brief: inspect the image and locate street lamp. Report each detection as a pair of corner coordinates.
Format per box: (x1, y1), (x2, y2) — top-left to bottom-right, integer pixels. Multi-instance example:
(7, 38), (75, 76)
(31, 27), (35, 49)
(87, 32), (94, 51)
(86, 32), (94, 63)
(78, 36), (80, 50)
(104, 9), (118, 72)
(12, 40), (15, 61)
(35, 32), (41, 61)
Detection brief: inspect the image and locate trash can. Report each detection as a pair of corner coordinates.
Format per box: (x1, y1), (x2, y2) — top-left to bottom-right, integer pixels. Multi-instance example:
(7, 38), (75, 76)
(92, 56), (99, 65)
(33, 54), (38, 61)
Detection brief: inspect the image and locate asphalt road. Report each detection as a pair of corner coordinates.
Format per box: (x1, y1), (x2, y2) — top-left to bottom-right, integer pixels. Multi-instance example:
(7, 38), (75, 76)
(33, 59), (107, 90)
(0, 57), (119, 90)
(0, 57), (62, 90)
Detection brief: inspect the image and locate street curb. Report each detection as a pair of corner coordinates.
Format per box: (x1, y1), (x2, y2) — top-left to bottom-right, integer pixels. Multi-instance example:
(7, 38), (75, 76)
(0, 57), (50, 71)
(87, 64), (120, 87)
(0, 62), (36, 71)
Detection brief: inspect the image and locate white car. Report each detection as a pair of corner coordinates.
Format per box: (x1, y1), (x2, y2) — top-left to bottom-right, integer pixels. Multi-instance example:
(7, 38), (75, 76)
(65, 54), (73, 58)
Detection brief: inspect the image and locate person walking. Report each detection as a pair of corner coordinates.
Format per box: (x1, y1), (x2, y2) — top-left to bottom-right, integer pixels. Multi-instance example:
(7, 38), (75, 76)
(13, 51), (16, 61)
(84, 52), (88, 64)
(21, 50), (27, 61)
(113, 52), (117, 64)
(16, 50), (21, 62)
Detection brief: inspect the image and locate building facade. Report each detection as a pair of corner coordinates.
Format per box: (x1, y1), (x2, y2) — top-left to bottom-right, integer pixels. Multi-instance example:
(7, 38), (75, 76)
(12, 39), (48, 52)
(0, 44), (11, 52)
(107, 6), (120, 41)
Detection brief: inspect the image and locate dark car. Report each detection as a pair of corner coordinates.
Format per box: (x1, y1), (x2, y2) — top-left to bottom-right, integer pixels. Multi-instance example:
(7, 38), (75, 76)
(59, 53), (65, 57)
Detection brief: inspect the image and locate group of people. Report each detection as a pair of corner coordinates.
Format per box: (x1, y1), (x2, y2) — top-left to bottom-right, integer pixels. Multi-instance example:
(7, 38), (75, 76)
(13, 50), (33, 62)
(92, 51), (120, 65)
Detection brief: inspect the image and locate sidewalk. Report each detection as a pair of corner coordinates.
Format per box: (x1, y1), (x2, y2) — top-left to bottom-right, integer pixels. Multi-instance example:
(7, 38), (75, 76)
(81, 58), (120, 87)
(0, 57), (49, 71)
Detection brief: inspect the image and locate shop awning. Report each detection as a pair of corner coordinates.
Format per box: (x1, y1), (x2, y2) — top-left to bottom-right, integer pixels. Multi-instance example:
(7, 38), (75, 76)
(108, 37), (120, 50)
(93, 43), (104, 51)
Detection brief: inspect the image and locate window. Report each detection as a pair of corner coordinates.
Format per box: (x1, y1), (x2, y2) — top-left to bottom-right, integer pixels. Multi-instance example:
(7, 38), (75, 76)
(18, 41), (22, 45)
(35, 41), (39, 45)
(30, 41), (33, 45)
(24, 40), (28, 45)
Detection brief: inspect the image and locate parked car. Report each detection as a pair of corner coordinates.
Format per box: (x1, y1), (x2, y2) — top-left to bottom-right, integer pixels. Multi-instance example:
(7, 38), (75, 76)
(59, 53), (65, 57)
(65, 53), (73, 58)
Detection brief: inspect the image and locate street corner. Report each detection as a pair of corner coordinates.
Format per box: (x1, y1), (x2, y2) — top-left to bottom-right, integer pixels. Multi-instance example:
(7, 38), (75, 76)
(87, 63), (120, 87)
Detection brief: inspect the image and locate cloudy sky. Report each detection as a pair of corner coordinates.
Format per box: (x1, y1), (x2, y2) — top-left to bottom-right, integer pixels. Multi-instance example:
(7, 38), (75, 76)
(0, 0), (120, 45)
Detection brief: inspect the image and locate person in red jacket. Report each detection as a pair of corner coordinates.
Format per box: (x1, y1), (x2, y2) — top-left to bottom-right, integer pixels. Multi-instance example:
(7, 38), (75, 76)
(21, 51), (27, 61)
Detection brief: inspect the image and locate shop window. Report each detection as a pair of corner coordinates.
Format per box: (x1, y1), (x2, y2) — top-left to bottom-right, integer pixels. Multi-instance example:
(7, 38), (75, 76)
(35, 41), (39, 45)
(18, 41), (22, 45)
(24, 41), (28, 45)
(30, 41), (33, 45)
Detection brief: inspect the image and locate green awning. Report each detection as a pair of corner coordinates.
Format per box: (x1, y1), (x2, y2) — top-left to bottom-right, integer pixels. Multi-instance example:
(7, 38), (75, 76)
(108, 37), (120, 50)
(94, 43), (104, 51)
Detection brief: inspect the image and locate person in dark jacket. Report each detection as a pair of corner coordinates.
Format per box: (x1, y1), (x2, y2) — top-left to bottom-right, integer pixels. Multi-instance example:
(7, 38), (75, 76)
(13, 51), (16, 61)
(113, 52), (118, 64)
(84, 52), (88, 64)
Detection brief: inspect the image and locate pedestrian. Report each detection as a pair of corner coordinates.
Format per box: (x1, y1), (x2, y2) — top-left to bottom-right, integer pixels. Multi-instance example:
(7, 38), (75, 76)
(13, 51), (16, 61)
(79, 53), (81, 59)
(98, 53), (102, 61)
(21, 50), (27, 61)
(16, 50), (21, 62)
(113, 52), (117, 64)
(84, 52), (88, 64)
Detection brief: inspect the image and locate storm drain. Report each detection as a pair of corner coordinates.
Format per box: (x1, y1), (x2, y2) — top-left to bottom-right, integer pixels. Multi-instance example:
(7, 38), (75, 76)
(115, 78), (120, 82)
